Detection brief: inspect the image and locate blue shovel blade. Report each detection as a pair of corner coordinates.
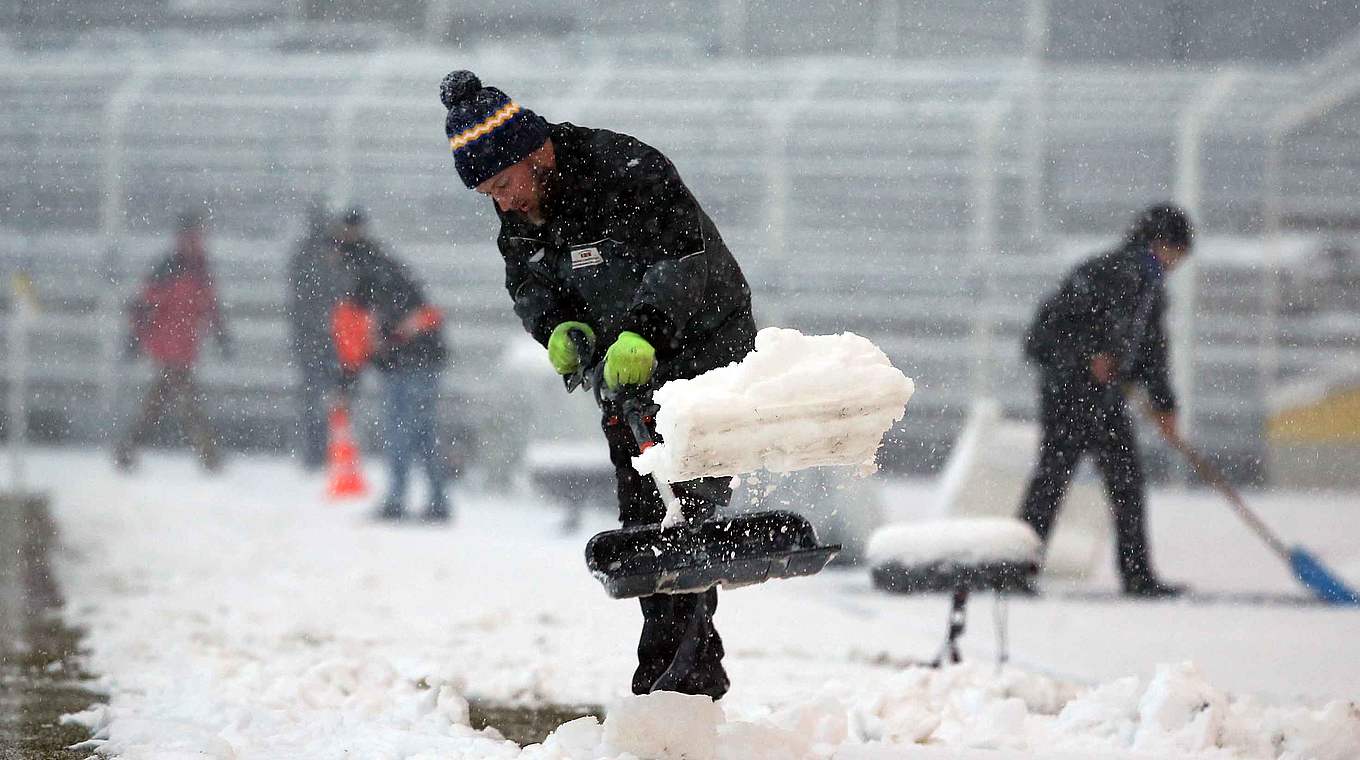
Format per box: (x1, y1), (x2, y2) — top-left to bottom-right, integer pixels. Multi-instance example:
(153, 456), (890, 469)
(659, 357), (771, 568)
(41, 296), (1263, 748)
(1288, 547), (1360, 605)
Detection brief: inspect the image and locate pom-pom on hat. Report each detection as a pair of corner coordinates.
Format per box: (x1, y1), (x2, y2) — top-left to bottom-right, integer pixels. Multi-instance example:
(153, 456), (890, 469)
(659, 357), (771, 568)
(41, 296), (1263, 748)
(440, 70), (549, 189)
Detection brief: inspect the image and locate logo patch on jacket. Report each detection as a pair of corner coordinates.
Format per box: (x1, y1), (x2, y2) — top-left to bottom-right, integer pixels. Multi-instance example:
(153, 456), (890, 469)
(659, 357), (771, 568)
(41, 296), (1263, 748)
(570, 246), (604, 270)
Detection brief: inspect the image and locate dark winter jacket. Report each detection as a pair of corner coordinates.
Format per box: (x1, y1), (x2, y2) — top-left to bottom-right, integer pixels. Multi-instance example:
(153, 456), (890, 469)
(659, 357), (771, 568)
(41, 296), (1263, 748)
(1024, 241), (1177, 413)
(495, 122), (756, 383)
(287, 227), (346, 369)
(339, 238), (448, 373)
(129, 241), (225, 370)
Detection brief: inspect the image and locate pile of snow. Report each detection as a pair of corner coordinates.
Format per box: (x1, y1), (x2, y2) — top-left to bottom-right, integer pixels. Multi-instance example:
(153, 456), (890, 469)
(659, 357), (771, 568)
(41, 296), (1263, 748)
(634, 327), (915, 483)
(843, 662), (1360, 759)
(63, 654), (1360, 760)
(65, 659), (506, 759)
(866, 517), (1042, 569)
(1045, 662), (1360, 759)
(525, 663), (1360, 760)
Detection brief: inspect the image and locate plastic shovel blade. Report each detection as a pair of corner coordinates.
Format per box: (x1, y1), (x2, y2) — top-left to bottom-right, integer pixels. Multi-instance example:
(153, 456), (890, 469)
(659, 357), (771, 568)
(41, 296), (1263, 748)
(584, 510), (840, 598)
(1288, 547), (1360, 605)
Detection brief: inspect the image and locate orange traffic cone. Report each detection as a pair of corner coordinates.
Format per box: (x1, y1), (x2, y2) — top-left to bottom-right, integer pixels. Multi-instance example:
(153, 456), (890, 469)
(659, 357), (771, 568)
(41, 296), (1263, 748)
(326, 403), (368, 500)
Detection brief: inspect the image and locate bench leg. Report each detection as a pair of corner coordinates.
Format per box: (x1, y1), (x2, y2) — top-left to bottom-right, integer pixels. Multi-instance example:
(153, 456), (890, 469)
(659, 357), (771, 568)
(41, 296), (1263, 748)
(993, 591), (1010, 667)
(931, 586), (969, 667)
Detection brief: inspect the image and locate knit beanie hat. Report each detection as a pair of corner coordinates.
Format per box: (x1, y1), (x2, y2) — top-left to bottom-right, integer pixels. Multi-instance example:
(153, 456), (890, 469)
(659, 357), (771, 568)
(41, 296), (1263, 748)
(440, 70), (550, 189)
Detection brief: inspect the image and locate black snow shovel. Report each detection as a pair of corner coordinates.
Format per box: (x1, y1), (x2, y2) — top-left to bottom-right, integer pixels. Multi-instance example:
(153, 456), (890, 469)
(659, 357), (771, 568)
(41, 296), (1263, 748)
(565, 330), (840, 599)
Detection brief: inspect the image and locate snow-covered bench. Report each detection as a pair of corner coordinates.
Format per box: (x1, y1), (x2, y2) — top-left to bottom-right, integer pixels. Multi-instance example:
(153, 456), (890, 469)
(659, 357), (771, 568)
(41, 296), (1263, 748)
(524, 441), (616, 532)
(867, 517), (1041, 666)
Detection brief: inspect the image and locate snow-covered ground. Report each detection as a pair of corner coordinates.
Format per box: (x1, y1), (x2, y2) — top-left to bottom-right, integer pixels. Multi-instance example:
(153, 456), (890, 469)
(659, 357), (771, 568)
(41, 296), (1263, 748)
(20, 447), (1360, 759)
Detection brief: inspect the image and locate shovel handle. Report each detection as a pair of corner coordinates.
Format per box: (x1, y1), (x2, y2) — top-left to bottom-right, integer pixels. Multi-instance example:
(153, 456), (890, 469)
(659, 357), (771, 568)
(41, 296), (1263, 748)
(563, 327), (678, 520)
(1147, 406), (1291, 559)
(564, 328), (597, 393)
(568, 327), (594, 362)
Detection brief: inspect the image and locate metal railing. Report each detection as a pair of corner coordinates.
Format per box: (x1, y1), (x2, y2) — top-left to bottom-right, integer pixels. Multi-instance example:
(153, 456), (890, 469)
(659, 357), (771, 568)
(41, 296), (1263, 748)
(1261, 46), (1360, 430)
(1, 45), (1358, 478)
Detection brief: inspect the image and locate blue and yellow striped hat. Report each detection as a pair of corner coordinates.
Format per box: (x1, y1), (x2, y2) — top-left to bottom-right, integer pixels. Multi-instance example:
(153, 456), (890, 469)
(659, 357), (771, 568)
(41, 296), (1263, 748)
(440, 70), (549, 189)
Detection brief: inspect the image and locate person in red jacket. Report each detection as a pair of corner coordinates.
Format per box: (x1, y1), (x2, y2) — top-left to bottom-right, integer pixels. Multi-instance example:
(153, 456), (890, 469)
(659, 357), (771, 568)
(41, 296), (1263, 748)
(114, 209), (232, 472)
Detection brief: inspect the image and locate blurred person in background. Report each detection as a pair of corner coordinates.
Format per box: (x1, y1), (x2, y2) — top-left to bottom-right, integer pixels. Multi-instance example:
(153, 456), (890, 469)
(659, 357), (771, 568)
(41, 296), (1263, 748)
(1019, 203), (1194, 598)
(333, 208), (452, 522)
(286, 200), (347, 471)
(115, 208), (232, 473)
(439, 70), (756, 700)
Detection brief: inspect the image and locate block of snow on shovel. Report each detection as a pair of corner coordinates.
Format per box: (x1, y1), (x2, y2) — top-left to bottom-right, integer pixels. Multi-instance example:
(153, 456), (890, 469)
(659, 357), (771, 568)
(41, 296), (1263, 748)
(867, 517), (1042, 666)
(580, 327), (915, 599)
(632, 328), (918, 488)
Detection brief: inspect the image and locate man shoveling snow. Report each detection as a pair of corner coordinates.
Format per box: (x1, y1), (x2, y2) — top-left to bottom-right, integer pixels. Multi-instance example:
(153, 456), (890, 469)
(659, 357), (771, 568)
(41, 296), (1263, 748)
(437, 70), (911, 702)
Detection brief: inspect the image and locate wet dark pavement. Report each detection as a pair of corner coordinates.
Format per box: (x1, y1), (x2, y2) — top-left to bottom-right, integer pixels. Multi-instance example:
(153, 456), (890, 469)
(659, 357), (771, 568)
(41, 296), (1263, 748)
(0, 493), (100, 759)
(468, 700), (604, 747)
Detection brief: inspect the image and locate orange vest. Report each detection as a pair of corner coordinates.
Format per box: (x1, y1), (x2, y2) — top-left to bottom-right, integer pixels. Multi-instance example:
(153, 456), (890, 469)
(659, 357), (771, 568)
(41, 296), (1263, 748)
(332, 300), (376, 372)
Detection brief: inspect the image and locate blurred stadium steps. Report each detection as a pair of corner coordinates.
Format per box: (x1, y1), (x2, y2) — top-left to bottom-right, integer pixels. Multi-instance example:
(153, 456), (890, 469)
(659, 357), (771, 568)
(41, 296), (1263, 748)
(2, 52), (1360, 481)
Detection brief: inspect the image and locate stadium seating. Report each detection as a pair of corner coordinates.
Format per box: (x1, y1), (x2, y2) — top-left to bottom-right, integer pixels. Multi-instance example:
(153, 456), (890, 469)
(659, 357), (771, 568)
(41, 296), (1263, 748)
(2, 52), (1358, 481)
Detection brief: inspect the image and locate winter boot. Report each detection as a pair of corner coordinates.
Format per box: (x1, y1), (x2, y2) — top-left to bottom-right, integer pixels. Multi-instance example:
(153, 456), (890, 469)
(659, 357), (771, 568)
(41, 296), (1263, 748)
(372, 499), (405, 522)
(677, 660), (730, 701)
(113, 443), (137, 472)
(423, 495), (452, 524)
(1122, 576), (1186, 598)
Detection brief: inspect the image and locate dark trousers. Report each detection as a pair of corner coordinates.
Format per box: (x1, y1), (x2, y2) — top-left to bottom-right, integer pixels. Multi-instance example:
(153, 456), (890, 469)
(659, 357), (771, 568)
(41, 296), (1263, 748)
(602, 409), (730, 699)
(296, 362), (331, 469)
(116, 365), (220, 471)
(380, 366), (448, 512)
(1019, 374), (1157, 585)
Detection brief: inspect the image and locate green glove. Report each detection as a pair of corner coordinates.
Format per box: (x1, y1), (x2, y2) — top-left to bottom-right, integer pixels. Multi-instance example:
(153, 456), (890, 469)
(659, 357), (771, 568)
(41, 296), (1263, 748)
(604, 331), (656, 390)
(547, 321), (595, 375)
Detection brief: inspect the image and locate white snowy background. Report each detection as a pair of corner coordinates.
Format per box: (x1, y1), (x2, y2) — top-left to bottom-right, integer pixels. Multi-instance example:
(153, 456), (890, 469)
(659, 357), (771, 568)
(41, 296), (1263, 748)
(24, 446), (1359, 760)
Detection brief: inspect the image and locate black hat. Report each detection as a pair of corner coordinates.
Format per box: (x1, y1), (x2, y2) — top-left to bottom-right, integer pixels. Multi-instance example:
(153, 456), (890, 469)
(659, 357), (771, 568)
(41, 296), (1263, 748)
(1128, 203), (1193, 250)
(440, 70), (550, 189)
